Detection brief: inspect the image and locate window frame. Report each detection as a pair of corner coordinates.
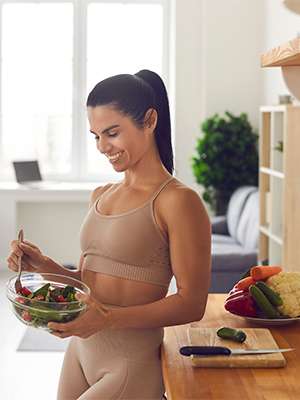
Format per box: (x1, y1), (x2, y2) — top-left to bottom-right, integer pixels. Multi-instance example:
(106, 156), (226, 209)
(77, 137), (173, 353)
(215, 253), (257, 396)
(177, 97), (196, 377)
(0, 0), (170, 182)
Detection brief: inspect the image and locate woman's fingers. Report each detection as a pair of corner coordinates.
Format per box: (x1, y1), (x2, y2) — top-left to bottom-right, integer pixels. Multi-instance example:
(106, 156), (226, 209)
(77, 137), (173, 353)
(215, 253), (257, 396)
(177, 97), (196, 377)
(7, 262), (18, 272)
(22, 240), (40, 251)
(8, 239), (39, 273)
(7, 259), (35, 272)
(7, 254), (18, 264)
(11, 239), (40, 253)
(11, 239), (23, 248)
(21, 262), (35, 272)
(75, 293), (109, 315)
(19, 242), (37, 255)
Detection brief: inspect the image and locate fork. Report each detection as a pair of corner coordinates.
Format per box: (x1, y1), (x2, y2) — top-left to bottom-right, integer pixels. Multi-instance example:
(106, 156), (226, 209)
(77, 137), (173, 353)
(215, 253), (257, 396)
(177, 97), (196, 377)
(14, 229), (24, 293)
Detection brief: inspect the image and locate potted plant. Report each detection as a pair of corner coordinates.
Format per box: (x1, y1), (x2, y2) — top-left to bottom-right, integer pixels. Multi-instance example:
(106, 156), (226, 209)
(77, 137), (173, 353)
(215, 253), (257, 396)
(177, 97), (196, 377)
(191, 111), (259, 215)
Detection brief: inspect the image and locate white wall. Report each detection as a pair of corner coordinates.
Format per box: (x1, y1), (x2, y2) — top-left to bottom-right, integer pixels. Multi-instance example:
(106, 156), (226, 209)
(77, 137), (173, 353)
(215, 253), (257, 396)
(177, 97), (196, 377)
(262, 0), (300, 105)
(172, 0), (205, 190)
(17, 202), (87, 267)
(174, 0), (264, 195)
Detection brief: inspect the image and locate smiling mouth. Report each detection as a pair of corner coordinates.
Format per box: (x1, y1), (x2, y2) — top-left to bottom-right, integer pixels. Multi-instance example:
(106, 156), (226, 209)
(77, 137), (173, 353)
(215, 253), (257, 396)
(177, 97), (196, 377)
(106, 151), (124, 162)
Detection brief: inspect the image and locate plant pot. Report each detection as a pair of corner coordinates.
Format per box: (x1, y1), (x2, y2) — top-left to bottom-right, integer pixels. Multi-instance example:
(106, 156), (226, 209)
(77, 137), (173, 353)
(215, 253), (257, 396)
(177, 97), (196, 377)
(215, 190), (231, 216)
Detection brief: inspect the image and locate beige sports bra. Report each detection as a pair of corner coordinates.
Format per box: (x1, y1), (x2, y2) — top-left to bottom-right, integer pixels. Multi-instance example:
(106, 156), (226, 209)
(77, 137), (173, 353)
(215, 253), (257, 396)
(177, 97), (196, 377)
(79, 176), (174, 287)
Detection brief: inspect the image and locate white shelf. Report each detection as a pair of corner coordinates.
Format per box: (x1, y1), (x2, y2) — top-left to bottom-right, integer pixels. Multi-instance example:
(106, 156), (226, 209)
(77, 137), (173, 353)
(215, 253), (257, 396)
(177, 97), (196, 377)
(259, 225), (283, 246)
(260, 167), (284, 179)
(259, 105), (300, 271)
(260, 105), (288, 112)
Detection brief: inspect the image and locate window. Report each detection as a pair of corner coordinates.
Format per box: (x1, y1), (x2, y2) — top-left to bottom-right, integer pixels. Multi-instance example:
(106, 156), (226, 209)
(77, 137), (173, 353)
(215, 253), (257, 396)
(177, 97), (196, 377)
(0, 0), (169, 182)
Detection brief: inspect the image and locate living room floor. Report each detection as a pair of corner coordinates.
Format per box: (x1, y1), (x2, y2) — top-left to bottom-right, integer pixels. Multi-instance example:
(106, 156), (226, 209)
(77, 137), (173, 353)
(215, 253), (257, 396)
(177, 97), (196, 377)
(0, 269), (64, 400)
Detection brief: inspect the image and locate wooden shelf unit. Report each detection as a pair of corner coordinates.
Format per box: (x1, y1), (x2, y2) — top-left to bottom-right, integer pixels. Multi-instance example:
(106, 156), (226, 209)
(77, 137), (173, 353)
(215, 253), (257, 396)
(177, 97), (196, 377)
(259, 105), (300, 271)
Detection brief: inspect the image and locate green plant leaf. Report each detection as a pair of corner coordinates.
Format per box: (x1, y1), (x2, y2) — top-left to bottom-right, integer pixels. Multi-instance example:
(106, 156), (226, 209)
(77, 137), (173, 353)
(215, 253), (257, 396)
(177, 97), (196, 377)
(192, 111), (258, 212)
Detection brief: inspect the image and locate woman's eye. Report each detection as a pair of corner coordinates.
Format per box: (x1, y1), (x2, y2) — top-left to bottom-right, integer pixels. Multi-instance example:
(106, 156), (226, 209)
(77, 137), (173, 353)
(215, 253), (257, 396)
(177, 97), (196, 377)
(108, 132), (118, 137)
(94, 136), (99, 140)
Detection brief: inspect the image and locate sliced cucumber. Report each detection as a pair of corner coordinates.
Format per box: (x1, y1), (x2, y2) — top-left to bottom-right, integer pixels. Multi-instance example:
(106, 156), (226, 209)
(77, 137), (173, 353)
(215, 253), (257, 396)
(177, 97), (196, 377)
(216, 327), (247, 343)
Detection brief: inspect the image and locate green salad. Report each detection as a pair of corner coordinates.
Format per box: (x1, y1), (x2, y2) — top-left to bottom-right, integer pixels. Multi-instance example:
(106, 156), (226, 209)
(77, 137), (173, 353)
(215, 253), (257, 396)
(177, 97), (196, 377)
(14, 283), (84, 328)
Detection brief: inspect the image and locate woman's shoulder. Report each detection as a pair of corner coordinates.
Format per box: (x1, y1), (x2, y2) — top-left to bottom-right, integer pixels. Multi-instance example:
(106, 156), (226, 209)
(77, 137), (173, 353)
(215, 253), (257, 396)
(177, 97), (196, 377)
(159, 177), (208, 221)
(163, 177), (202, 201)
(88, 183), (114, 209)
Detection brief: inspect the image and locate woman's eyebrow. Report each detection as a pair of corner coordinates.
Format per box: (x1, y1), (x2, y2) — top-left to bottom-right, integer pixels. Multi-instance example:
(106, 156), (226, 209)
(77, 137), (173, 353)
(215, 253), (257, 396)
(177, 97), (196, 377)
(90, 124), (120, 135)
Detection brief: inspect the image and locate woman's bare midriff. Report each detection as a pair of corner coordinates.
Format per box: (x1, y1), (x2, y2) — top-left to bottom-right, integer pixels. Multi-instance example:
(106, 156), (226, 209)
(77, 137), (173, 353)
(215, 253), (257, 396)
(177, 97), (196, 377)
(82, 270), (168, 306)
(81, 178), (174, 306)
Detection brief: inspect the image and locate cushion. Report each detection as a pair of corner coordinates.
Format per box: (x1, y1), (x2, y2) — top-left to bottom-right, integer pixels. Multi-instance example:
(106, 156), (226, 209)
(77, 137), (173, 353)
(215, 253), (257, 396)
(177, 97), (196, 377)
(212, 234), (237, 245)
(235, 191), (259, 250)
(211, 215), (228, 235)
(212, 234), (257, 272)
(227, 186), (257, 240)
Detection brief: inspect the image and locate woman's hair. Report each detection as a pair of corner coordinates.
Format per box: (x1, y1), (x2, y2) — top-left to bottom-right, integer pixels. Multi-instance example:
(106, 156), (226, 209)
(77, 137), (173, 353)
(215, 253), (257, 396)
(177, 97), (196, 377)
(86, 70), (174, 175)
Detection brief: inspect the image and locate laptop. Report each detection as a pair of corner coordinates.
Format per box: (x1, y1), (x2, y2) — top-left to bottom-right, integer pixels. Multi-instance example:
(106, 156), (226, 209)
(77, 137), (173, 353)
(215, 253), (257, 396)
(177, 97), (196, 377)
(12, 160), (62, 189)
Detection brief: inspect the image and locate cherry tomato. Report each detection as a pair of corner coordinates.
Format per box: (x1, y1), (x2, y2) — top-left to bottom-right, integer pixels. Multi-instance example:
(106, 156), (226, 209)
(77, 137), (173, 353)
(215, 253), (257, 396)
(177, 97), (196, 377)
(21, 310), (32, 322)
(20, 287), (32, 297)
(16, 296), (26, 304)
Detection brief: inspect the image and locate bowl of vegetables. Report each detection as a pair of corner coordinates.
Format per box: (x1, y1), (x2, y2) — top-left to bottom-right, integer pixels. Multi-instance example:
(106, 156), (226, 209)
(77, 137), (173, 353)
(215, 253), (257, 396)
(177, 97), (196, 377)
(224, 266), (300, 326)
(6, 272), (90, 331)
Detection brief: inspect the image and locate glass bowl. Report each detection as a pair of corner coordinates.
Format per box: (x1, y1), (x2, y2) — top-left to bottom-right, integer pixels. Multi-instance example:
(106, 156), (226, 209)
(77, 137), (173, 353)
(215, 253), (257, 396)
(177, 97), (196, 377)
(6, 272), (90, 331)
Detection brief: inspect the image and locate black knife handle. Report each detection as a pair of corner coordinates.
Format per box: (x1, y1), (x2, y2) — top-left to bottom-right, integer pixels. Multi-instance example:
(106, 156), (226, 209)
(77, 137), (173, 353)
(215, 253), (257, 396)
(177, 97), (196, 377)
(179, 346), (231, 356)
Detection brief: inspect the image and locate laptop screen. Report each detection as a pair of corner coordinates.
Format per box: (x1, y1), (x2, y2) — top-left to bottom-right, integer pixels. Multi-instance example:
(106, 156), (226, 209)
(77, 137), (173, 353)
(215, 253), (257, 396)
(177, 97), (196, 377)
(12, 160), (42, 183)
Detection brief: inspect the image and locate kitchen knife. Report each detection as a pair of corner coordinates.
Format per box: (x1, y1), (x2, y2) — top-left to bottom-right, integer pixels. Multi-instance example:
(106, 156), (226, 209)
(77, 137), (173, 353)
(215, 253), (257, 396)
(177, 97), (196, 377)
(179, 346), (294, 356)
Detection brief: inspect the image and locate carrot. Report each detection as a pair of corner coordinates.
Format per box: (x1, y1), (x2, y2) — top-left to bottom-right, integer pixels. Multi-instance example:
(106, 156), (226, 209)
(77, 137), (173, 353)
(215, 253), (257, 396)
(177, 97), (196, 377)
(250, 265), (282, 281)
(235, 276), (256, 291)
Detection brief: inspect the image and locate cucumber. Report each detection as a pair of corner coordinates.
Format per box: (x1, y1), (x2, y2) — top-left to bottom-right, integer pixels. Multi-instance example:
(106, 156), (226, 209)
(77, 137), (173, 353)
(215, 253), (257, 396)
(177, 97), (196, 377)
(255, 281), (283, 306)
(216, 327), (247, 343)
(32, 283), (50, 298)
(249, 285), (281, 318)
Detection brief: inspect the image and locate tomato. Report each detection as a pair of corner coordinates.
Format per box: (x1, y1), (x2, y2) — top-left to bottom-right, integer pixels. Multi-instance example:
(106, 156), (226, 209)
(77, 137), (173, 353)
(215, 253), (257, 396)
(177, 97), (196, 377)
(20, 287), (32, 297)
(35, 294), (45, 301)
(21, 310), (32, 322)
(16, 296), (26, 304)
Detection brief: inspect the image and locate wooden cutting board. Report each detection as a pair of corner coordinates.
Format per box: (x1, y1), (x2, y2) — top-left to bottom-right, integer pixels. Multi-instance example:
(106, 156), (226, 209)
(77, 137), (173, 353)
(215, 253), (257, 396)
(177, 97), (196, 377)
(187, 327), (286, 368)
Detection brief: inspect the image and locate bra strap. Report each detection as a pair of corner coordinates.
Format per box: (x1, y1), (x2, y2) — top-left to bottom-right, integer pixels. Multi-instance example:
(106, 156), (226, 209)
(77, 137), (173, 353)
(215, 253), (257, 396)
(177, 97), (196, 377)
(95, 183), (116, 205)
(150, 176), (174, 202)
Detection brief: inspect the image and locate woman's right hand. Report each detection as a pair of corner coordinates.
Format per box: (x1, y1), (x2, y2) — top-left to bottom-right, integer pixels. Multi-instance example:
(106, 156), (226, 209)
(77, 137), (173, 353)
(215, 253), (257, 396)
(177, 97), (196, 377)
(6, 240), (48, 273)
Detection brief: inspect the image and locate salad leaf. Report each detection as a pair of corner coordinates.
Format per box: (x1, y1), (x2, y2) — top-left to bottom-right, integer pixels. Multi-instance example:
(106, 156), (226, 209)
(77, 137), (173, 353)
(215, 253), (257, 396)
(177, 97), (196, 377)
(63, 285), (76, 298)
(33, 283), (50, 298)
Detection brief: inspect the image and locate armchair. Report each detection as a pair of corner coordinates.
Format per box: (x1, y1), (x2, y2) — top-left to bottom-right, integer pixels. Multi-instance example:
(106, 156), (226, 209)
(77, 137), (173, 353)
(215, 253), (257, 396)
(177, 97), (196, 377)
(210, 186), (259, 293)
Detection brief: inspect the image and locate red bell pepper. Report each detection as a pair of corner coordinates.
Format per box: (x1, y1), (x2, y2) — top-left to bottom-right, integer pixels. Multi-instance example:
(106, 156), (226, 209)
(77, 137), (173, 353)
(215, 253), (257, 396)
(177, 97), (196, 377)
(224, 293), (257, 317)
(226, 289), (248, 302)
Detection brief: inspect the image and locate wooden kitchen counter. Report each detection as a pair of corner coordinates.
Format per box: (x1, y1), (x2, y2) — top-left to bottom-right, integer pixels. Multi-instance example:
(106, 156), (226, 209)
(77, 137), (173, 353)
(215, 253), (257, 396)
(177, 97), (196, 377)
(161, 294), (300, 400)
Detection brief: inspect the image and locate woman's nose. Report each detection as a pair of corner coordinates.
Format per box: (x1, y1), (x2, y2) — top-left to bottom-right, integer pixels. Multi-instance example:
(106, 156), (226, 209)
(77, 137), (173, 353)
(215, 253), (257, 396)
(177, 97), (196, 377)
(97, 136), (112, 154)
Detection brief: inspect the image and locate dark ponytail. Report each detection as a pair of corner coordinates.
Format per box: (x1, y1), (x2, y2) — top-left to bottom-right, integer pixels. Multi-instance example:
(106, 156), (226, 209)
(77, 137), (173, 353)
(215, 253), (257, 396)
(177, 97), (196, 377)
(86, 70), (174, 175)
(134, 70), (174, 176)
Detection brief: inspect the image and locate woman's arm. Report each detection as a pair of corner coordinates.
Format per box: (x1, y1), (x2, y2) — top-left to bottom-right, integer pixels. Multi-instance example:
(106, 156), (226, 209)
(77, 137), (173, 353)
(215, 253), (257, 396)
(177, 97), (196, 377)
(106, 188), (211, 329)
(43, 254), (82, 281)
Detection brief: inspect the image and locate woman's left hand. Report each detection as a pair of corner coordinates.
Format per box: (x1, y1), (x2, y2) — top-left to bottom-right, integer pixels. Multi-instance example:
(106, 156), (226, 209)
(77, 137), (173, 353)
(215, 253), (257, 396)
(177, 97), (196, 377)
(48, 293), (112, 339)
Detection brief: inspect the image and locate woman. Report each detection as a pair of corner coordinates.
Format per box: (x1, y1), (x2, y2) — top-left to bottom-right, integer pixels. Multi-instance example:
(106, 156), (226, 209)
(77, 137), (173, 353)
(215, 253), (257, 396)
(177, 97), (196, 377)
(7, 70), (211, 400)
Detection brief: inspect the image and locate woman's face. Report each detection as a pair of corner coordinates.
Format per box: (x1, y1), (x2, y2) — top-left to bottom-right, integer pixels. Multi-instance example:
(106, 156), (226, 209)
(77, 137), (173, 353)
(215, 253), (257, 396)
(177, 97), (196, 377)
(87, 105), (156, 172)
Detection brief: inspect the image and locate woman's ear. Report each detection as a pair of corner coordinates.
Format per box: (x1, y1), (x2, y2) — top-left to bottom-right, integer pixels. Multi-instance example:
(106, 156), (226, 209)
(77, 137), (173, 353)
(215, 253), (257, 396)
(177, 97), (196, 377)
(144, 108), (158, 132)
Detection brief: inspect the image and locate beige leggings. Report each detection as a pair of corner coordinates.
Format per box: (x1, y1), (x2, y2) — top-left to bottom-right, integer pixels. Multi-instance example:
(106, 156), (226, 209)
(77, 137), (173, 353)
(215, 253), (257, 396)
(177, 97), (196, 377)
(57, 303), (165, 400)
